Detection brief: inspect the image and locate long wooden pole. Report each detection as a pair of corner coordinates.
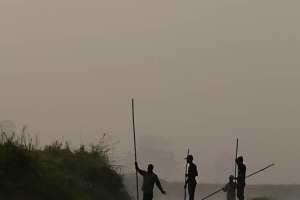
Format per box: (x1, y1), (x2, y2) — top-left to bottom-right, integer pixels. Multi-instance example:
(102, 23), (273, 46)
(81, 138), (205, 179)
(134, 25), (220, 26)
(245, 163), (275, 179)
(184, 149), (190, 200)
(234, 138), (239, 200)
(201, 188), (224, 200)
(132, 98), (139, 200)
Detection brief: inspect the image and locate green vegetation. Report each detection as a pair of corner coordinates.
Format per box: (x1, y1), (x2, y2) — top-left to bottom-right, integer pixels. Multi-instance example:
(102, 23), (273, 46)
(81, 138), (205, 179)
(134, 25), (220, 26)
(251, 197), (277, 200)
(0, 130), (131, 200)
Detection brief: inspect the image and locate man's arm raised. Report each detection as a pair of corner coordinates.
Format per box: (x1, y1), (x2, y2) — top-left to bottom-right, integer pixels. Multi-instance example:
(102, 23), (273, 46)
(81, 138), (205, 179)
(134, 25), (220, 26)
(135, 162), (145, 176)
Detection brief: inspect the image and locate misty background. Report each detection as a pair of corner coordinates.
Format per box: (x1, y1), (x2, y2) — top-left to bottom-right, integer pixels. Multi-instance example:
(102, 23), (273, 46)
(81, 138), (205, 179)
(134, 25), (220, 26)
(1, 1), (299, 184)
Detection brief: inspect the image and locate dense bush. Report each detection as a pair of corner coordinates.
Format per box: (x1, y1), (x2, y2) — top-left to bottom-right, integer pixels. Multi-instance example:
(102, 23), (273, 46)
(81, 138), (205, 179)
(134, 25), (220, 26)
(0, 131), (131, 200)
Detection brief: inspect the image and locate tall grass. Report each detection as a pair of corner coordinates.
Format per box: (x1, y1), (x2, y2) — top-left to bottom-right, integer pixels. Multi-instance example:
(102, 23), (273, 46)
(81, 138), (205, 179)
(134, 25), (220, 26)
(0, 127), (131, 200)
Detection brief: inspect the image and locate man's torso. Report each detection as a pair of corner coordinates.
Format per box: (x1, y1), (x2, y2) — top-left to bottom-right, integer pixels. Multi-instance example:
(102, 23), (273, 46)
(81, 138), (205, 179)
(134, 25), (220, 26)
(142, 171), (158, 193)
(187, 163), (198, 184)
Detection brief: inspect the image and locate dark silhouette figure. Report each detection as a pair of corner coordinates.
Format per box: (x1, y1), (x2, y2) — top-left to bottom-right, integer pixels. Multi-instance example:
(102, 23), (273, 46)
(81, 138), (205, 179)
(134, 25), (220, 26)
(184, 155), (198, 200)
(135, 162), (166, 200)
(223, 175), (236, 200)
(235, 156), (246, 200)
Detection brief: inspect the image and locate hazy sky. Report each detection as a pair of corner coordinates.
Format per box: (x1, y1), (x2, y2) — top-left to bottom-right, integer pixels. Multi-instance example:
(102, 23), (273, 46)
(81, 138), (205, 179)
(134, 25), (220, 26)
(1, 1), (300, 184)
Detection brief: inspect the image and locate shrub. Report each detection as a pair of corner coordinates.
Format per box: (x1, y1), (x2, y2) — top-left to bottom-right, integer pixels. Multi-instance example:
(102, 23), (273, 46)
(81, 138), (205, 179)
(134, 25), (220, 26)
(0, 131), (131, 200)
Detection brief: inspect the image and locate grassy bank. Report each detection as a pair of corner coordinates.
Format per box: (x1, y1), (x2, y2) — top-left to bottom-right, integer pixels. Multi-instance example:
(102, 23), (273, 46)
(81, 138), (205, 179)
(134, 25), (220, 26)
(0, 131), (131, 200)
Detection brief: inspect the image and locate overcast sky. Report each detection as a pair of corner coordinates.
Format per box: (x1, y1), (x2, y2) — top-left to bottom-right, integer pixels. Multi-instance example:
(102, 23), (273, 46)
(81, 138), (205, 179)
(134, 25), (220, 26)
(1, 0), (300, 184)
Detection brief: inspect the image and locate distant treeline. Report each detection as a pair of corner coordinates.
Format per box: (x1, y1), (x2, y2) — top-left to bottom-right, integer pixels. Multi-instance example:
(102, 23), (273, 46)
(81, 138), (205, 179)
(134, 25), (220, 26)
(125, 173), (300, 200)
(0, 132), (131, 200)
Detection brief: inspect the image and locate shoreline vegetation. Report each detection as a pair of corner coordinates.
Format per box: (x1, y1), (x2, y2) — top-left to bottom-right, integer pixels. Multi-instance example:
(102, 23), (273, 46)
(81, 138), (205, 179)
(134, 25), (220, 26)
(0, 129), (131, 200)
(0, 128), (298, 200)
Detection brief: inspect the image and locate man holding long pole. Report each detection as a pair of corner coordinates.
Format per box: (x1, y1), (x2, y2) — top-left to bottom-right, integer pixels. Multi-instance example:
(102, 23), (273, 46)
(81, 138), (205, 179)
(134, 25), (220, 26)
(184, 155), (198, 200)
(201, 163), (274, 200)
(135, 162), (166, 200)
(235, 156), (246, 200)
(222, 175), (236, 200)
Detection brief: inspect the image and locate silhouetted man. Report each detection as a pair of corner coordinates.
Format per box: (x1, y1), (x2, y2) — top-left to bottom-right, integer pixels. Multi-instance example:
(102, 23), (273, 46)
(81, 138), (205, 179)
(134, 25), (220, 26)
(223, 175), (236, 200)
(184, 155), (198, 200)
(235, 156), (246, 200)
(135, 162), (166, 200)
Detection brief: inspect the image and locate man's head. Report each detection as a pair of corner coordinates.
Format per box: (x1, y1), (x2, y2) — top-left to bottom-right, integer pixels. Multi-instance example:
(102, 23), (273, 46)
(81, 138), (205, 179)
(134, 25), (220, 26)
(185, 155), (193, 163)
(148, 164), (154, 173)
(237, 156), (243, 164)
(229, 175), (234, 181)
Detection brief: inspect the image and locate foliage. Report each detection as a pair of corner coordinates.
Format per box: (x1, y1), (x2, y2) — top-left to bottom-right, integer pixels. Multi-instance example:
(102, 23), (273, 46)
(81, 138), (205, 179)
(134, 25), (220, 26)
(251, 197), (277, 200)
(0, 129), (131, 200)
